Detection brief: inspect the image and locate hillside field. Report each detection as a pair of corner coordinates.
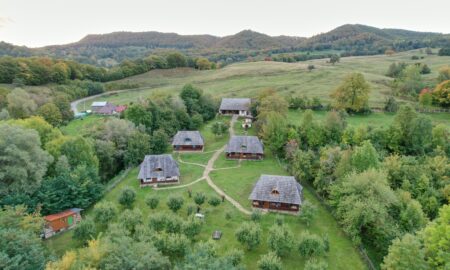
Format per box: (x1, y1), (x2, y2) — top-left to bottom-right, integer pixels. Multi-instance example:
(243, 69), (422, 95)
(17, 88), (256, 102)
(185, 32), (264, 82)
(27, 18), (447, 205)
(76, 49), (450, 110)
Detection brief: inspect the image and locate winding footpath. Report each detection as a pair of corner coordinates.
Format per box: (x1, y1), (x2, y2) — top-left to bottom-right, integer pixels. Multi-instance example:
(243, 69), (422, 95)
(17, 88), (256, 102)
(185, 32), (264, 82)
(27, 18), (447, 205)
(157, 115), (251, 215)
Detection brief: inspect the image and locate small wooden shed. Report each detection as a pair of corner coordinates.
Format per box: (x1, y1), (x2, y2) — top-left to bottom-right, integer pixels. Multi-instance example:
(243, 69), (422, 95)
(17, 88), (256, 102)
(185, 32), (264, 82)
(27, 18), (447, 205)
(43, 208), (83, 239)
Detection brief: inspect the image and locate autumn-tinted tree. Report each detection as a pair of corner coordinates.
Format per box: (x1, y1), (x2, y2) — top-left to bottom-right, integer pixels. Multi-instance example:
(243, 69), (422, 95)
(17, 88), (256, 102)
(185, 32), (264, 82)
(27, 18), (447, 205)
(331, 73), (370, 112)
(37, 102), (62, 126)
(432, 80), (450, 107)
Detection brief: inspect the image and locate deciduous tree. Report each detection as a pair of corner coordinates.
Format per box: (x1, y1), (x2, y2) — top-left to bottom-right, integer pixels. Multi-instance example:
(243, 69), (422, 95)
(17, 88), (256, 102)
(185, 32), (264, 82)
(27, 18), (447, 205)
(331, 73), (370, 112)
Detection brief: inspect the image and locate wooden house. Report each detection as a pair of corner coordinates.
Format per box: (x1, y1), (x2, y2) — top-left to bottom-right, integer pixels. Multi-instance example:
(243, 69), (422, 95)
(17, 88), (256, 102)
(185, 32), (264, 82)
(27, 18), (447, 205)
(172, 131), (204, 151)
(219, 98), (251, 116)
(249, 175), (302, 213)
(43, 208), (83, 239)
(138, 154), (180, 187)
(225, 135), (263, 160)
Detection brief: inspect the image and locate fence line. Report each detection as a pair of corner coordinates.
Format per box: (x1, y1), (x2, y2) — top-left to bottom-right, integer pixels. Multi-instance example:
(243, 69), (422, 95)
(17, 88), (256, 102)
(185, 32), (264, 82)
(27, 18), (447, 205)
(275, 157), (377, 270)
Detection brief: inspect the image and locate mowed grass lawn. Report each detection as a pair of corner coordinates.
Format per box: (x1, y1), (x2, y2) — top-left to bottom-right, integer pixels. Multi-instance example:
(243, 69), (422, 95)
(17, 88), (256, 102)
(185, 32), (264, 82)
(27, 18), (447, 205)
(47, 117), (367, 269)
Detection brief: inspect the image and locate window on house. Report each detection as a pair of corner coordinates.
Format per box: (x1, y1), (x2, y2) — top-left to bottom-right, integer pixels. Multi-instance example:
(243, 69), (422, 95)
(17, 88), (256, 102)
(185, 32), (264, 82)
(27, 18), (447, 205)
(153, 167), (163, 172)
(271, 188), (279, 195)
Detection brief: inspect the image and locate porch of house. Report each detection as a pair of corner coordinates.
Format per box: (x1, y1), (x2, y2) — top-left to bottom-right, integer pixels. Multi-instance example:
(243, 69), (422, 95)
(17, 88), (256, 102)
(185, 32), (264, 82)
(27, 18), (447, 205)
(226, 152), (263, 160)
(251, 200), (300, 213)
(173, 145), (204, 152)
(140, 177), (180, 187)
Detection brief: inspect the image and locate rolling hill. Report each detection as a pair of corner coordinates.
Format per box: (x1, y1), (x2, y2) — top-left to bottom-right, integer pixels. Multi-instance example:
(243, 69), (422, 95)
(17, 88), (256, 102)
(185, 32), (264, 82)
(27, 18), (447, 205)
(1, 24), (449, 66)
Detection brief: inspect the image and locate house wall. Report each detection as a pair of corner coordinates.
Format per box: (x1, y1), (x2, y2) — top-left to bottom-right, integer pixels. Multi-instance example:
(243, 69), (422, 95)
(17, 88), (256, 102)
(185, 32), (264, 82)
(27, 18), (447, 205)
(226, 152), (263, 160)
(44, 212), (82, 239)
(140, 176), (179, 186)
(252, 200), (299, 212)
(173, 145), (204, 151)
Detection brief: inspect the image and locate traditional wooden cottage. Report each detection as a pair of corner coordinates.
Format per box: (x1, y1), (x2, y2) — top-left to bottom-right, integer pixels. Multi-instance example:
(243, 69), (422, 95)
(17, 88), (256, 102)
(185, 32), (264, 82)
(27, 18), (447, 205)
(172, 131), (204, 151)
(43, 208), (83, 239)
(219, 98), (251, 116)
(225, 135), (263, 160)
(249, 175), (302, 213)
(138, 154), (180, 186)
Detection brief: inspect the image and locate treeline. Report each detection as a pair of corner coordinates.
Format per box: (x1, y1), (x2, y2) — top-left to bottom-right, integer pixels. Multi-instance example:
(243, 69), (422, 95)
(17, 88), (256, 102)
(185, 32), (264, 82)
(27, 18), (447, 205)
(387, 61), (450, 107)
(253, 90), (449, 267)
(0, 51), (215, 86)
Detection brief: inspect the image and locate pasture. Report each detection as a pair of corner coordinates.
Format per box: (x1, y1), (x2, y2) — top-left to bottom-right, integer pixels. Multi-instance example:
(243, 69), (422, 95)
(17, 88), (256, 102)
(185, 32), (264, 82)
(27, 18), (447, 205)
(77, 49), (450, 110)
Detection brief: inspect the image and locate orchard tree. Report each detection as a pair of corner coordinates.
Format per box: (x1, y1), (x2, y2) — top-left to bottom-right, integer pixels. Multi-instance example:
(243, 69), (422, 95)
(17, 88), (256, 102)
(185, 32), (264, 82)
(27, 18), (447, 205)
(257, 252), (282, 270)
(145, 195), (160, 209)
(166, 195), (184, 213)
(382, 234), (427, 270)
(120, 208), (143, 233)
(329, 54), (340, 65)
(73, 218), (96, 245)
(37, 102), (63, 126)
(235, 222), (262, 250)
(331, 73), (370, 112)
(298, 232), (327, 257)
(298, 200), (318, 226)
(182, 216), (203, 239)
(211, 121), (228, 136)
(194, 192), (206, 206)
(304, 259), (328, 270)
(93, 201), (117, 225)
(267, 225), (295, 257)
(118, 187), (136, 208)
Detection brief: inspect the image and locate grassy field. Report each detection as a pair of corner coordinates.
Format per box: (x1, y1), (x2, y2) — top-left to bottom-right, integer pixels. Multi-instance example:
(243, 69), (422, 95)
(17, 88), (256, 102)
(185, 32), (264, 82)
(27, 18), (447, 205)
(46, 118), (368, 270)
(76, 49), (450, 111)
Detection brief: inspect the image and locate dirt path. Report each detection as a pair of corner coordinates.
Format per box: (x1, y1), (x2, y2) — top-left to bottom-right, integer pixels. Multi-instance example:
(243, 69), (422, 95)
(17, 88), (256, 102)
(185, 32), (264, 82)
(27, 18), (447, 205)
(157, 115), (251, 215)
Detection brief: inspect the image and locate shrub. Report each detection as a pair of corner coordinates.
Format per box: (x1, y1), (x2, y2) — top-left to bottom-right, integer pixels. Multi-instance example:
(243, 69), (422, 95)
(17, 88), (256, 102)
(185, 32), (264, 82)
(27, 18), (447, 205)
(145, 195), (159, 209)
(275, 215), (284, 226)
(93, 201), (117, 225)
(167, 195), (184, 213)
(235, 222), (261, 250)
(304, 258), (328, 270)
(194, 192), (206, 205)
(73, 218), (96, 245)
(257, 251), (282, 270)
(298, 200), (318, 226)
(182, 216), (203, 239)
(298, 232), (327, 257)
(208, 196), (221, 207)
(118, 187), (136, 208)
(251, 209), (262, 222)
(267, 225), (295, 257)
(187, 204), (196, 216)
(225, 210), (233, 220)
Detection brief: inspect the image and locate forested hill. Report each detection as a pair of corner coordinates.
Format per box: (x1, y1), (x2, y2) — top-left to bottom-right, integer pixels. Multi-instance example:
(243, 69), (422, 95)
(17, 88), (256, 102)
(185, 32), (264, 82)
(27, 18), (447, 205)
(1, 24), (449, 66)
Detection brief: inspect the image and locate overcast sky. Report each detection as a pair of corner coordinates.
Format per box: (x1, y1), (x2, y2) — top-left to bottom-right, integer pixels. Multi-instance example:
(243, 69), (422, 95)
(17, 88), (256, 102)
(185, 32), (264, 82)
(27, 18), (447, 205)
(1, 0), (449, 47)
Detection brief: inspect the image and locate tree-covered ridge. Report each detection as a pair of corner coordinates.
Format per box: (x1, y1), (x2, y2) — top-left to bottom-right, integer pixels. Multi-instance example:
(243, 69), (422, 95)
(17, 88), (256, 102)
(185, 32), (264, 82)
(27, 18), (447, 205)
(1, 24), (449, 66)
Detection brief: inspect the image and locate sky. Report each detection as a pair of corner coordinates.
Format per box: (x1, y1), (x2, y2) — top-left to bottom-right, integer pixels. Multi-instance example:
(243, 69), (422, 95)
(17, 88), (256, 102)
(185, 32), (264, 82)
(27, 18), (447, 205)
(1, 0), (449, 48)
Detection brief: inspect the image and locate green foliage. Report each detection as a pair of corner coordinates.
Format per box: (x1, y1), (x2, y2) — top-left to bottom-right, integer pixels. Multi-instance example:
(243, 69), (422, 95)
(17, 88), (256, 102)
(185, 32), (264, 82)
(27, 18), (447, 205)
(298, 232), (328, 257)
(422, 204), (450, 269)
(208, 196), (221, 207)
(93, 201), (117, 225)
(167, 195), (184, 213)
(145, 195), (160, 209)
(298, 200), (318, 226)
(180, 84), (217, 122)
(304, 258), (328, 270)
(0, 124), (53, 195)
(331, 73), (370, 112)
(6, 88), (37, 118)
(330, 169), (399, 249)
(384, 96), (399, 112)
(150, 129), (169, 154)
(37, 102), (63, 126)
(329, 54), (340, 65)
(438, 47), (450, 56)
(211, 121), (228, 136)
(194, 192), (206, 205)
(261, 112), (288, 157)
(267, 225), (295, 257)
(394, 65), (424, 95)
(182, 216), (203, 239)
(73, 218), (96, 245)
(166, 52), (187, 68)
(120, 208), (143, 233)
(235, 222), (262, 250)
(350, 140), (379, 172)
(251, 209), (262, 222)
(124, 104), (152, 128)
(382, 234), (428, 270)
(257, 251), (282, 270)
(125, 131), (151, 166)
(118, 187), (136, 208)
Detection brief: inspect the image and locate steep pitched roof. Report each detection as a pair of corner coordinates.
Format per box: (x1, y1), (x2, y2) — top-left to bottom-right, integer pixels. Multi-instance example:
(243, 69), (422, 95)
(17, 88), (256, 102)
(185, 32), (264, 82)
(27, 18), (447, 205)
(138, 154), (180, 179)
(249, 175), (302, 205)
(172, 131), (204, 146)
(219, 98), (251, 111)
(97, 103), (116, 114)
(226, 136), (263, 154)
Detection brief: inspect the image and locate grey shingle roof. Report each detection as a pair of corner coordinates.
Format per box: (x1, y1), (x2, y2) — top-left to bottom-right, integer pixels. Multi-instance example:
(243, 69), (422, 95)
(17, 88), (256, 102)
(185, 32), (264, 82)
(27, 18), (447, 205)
(219, 98), (251, 111)
(172, 131), (204, 146)
(226, 136), (263, 154)
(96, 102), (116, 114)
(138, 154), (180, 179)
(249, 175), (302, 205)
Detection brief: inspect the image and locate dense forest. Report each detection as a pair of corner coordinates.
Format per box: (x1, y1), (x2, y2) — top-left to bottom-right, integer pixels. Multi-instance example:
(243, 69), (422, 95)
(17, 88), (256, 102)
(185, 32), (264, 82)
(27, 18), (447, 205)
(1, 24), (449, 66)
